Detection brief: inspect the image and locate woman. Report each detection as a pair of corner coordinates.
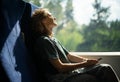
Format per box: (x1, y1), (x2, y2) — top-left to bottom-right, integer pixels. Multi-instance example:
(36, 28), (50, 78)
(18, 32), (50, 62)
(30, 8), (119, 82)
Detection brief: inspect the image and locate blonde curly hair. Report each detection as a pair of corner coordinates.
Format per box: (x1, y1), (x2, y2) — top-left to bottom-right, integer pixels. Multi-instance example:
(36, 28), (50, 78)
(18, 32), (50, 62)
(31, 8), (52, 36)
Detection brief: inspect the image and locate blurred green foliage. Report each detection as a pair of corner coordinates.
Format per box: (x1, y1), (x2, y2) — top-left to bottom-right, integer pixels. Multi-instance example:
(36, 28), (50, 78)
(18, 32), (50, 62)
(24, 0), (120, 52)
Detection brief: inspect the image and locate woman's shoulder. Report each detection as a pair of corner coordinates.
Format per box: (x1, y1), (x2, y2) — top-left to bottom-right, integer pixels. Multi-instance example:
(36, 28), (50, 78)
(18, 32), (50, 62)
(37, 35), (51, 43)
(37, 36), (59, 44)
(38, 35), (49, 40)
(34, 36), (50, 46)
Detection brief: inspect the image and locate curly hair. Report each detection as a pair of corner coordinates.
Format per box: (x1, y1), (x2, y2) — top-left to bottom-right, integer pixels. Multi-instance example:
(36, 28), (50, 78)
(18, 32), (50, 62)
(30, 8), (52, 36)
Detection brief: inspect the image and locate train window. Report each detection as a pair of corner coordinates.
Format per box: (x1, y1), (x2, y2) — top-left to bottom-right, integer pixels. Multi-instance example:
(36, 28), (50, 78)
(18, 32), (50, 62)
(24, 0), (120, 52)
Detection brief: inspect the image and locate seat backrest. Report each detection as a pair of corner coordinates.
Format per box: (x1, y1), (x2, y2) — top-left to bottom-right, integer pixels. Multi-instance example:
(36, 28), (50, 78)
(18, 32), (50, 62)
(0, 0), (40, 82)
(20, 2), (49, 82)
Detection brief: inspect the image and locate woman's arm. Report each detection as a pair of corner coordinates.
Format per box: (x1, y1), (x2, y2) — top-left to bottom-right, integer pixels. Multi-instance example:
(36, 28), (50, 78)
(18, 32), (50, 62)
(49, 57), (98, 73)
(67, 53), (88, 63)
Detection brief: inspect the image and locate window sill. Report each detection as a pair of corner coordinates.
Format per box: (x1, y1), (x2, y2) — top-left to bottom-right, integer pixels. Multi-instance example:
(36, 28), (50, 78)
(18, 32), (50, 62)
(70, 52), (120, 56)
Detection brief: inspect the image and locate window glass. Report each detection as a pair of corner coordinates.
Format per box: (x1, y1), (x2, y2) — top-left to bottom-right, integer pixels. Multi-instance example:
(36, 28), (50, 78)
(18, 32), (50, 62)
(24, 0), (120, 52)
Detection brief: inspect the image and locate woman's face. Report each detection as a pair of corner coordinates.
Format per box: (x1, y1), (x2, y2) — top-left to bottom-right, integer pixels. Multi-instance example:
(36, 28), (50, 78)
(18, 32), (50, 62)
(42, 11), (57, 31)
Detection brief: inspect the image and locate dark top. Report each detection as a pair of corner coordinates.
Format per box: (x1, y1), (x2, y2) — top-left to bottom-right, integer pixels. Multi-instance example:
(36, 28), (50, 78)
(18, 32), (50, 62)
(33, 35), (69, 76)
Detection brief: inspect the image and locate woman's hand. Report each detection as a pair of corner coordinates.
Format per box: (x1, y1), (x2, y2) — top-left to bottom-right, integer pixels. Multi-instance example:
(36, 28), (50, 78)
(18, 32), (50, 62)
(84, 59), (98, 67)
